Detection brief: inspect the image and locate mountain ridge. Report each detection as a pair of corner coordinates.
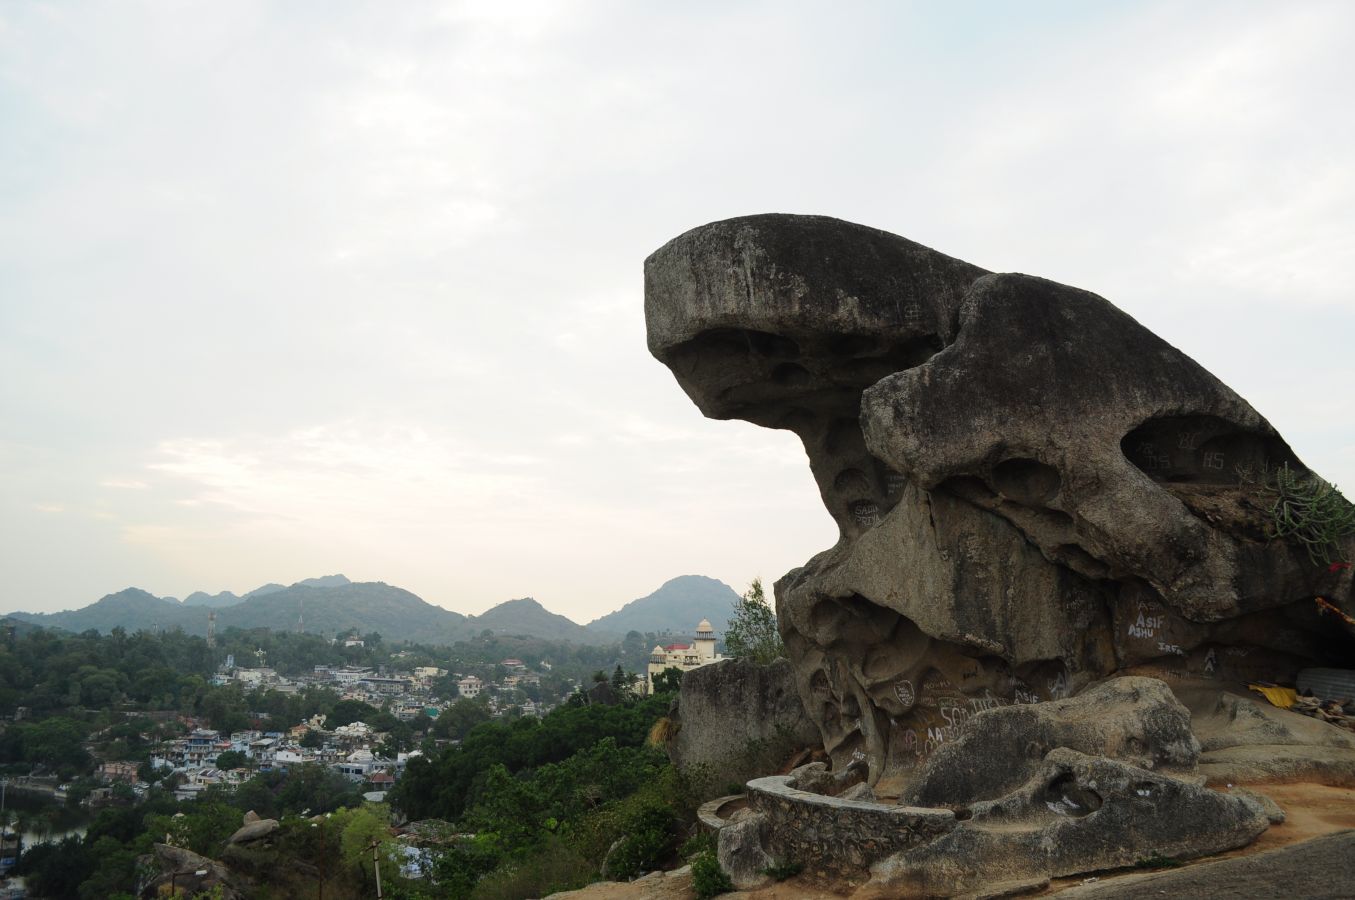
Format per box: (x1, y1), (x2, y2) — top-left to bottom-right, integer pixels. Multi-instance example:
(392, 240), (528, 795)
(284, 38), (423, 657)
(586, 575), (739, 636)
(3, 574), (740, 646)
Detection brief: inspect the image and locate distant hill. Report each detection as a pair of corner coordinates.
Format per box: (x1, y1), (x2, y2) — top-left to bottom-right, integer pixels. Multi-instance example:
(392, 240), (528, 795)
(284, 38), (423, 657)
(182, 575), (351, 609)
(5, 573), (743, 647)
(3, 581), (464, 643)
(182, 590), (243, 608)
(468, 597), (597, 642)
(9, 588), (202, 634)
(586, 575), (740, 637)
(0, 616), (56, 639)
(294, 574), (351, 589)
(208, 581), (468, 644)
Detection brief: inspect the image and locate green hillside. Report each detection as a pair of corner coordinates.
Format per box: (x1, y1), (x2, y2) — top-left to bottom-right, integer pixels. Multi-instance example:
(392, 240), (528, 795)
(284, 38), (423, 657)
(585, 574), (740, 636)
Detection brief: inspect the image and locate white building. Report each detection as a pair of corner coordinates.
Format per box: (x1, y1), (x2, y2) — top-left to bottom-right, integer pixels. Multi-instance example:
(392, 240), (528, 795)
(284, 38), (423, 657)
(334, 721), (374, 741)
(645, 619), (724, 693)
(334, 748), (393, 781)
(458, 676), (483, 699)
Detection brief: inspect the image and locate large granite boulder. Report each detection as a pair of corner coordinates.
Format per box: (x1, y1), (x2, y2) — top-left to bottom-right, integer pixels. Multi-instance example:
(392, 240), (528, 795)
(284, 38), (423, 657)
(667, 657), (820, 787)
(644, 213), (1355, 783)
(864, 748), (1269, 897)
(137, 843), (250, 900)
(906, 676), (1199, 807)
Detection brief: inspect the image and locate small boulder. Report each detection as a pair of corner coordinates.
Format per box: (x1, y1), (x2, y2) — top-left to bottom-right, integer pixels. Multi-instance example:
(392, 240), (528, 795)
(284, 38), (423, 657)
(906, 677), (1199, 807)
(227, 818), (279, 845)
(840, 781), (876, 802)
(717, 808), (774, 890)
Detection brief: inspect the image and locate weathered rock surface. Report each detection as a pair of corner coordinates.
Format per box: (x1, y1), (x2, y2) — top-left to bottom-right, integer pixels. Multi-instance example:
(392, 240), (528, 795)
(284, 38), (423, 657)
(717, 808), (775, 890)
(137, 843), (250, 900)
(866, 749), (1268, 897)
(1178, 683), (1355, 785)
(786, 757), (868, 796)
(1231, 786), (1286, 824)
(668, 657), (821, 786)
(645, 213), (1355, 782)
(906, 676), (1199, 807)
(1055, 829), (1355, 899)
(227, 817), (279, 844)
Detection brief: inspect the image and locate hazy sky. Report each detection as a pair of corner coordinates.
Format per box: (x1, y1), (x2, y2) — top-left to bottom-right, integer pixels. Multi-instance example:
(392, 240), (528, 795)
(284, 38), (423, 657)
(2, 1), (1352, 621)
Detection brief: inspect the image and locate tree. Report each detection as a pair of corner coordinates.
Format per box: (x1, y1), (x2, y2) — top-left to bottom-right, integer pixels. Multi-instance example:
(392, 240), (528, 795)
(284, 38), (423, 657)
(651, 667), (684, 695)
(337, 804), (402, 885)
(325, 699), (378, 730)
(433, 699), (491, 742)
(724, 579), (785, 665)
(22, 716), (92, 775)
(215, 750), (247, 770)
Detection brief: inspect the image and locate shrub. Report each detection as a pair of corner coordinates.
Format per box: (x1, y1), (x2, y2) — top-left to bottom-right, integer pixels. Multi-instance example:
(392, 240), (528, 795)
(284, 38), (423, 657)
(469, 838), (593, 900)
(679, 830), (715, 859)
(599, 801), (676, 880)
(691, 850), (733, 899)
(1265, 463), (1355, 566)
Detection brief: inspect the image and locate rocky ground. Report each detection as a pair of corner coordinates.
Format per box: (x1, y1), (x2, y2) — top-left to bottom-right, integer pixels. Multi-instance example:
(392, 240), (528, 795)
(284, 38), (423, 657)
(549, 783), (1355, 900)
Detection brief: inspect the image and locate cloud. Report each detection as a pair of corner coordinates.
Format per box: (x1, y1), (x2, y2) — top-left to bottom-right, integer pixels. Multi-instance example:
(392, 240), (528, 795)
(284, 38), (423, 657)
(147, 422), (542, 523)
(0, 1), (1351, 615)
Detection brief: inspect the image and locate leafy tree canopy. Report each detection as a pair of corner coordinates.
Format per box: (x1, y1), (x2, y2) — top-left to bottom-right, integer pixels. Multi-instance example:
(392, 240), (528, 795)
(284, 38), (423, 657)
(723, 578), (785, 665)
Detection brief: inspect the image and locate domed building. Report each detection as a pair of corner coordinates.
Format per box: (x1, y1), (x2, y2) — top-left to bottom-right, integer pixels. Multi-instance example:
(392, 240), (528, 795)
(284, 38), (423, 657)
(644, 618), (724, 693)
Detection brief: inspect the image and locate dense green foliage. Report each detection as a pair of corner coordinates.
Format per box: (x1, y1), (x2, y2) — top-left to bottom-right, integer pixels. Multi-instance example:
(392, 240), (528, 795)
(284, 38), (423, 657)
(0, 618), (710, 899)
(14, 766), (370, 899)
(394, 693), (671, 820)
(723, 579), (785, 665)
(393, 689), (705, 898)
(0, 625), (213, 715)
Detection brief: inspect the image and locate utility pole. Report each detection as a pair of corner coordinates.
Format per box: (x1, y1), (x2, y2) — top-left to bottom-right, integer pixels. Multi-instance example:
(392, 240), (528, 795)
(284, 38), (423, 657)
(312, 816), (326, 900)
(368, 840), (384, 899)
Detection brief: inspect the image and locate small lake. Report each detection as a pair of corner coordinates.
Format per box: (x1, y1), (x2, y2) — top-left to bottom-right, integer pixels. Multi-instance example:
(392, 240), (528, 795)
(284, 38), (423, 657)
(3, 789), (89, 848)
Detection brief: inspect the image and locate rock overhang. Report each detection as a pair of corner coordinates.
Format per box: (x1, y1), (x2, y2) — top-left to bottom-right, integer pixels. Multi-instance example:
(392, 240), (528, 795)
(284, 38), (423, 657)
(645, 212), (1355, 786)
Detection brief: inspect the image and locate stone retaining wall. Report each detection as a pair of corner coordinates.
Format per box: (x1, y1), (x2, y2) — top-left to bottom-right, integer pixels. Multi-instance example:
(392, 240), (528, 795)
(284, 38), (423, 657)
(745, 775), (955, 876)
